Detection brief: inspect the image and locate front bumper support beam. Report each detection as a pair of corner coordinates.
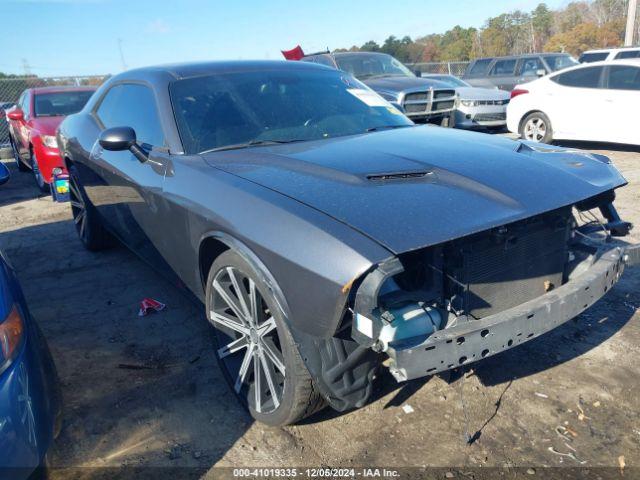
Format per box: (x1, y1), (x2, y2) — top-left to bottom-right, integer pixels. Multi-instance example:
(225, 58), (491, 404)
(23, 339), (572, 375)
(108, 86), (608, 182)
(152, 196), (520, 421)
(387, 244), (639, 382)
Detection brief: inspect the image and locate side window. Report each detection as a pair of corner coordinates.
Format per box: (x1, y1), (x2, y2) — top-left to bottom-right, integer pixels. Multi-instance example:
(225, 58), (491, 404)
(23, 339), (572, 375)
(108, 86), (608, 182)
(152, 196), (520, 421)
(490, 59), (517, 76)
(552, 66), (603, 88)
(468, 59), (493, 75)
(607, 65), (640, 91)
(615, 50), (640, 60)
(96, 84), (164, 147)
(519, 57), (543, 76)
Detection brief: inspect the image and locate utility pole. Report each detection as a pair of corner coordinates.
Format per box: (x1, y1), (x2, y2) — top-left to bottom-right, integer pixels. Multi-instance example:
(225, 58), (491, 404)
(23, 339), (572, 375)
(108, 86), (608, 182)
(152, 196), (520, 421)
(21, 58), (32, 76)
(625, 0), (638, 46)
(118, 38), (128, 71)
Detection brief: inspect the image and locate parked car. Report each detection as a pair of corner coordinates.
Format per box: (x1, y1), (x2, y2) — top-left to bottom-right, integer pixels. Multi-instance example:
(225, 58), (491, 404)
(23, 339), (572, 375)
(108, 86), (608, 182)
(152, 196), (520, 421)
(507, 59), (640, 145)
(0, 102), (16, 146)
(0, 235), (62, 478)
(0, 160), (8, 185)
(57, 60), (638, 426)
(7, 86), (96, 192)
(295, 51), (457, 125)
(579, 46), (640, 63)
(423, 74), (510, 129)
(463, 53), (578, 91)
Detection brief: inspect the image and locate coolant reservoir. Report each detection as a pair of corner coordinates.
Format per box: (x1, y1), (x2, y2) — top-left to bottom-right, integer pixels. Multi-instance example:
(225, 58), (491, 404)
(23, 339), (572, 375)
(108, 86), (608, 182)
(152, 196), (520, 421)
(378, 305), (442, 351)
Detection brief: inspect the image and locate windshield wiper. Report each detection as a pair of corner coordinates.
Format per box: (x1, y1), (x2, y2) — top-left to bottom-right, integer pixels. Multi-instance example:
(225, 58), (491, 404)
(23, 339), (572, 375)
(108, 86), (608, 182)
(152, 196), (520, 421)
(201, 139), (307, 154)
(366, 125), (413, 133)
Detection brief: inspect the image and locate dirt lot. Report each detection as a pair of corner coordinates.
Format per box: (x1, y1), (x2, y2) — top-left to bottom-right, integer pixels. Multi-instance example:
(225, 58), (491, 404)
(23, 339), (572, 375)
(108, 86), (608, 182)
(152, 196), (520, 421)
(1, 139), (639, 478)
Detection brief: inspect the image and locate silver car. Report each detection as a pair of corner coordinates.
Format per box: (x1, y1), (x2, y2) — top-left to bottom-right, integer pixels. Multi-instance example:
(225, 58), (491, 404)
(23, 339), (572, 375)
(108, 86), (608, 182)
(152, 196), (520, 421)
(424, 74), (510, 129)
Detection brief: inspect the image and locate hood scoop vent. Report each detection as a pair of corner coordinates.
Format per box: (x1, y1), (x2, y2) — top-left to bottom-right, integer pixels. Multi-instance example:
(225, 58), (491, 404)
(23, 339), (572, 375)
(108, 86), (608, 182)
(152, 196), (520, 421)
(367, 170), (433, 182)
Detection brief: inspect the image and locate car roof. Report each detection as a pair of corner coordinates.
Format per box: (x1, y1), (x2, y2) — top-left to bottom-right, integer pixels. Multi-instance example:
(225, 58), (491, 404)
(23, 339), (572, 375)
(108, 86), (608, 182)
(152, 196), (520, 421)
(547, 58), (640, 76)
(473, 52), (568, 61)
(30, 85), (97, 94)
(582, 46), (640, 54)
(119, 60), (330, 82)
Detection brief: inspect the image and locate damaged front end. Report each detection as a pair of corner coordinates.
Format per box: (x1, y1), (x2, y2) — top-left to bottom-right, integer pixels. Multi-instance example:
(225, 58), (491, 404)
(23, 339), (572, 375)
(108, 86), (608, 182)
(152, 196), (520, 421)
(351, 191), (639, 383)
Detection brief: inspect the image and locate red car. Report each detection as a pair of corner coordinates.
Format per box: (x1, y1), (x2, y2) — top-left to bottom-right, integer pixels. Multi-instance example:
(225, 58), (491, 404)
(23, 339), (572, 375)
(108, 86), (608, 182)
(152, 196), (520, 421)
(7, 86), (96, 192)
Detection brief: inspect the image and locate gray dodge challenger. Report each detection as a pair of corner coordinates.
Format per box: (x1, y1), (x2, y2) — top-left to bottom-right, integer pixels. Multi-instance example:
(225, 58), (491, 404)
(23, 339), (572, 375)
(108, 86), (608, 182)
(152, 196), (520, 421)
(57, 60), (639, 426)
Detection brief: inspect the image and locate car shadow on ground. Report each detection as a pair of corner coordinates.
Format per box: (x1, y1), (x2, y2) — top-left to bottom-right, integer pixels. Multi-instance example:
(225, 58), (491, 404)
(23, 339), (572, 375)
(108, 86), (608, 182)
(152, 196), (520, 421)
(0, 159), (50, 208)
(0, 214), (254, 477)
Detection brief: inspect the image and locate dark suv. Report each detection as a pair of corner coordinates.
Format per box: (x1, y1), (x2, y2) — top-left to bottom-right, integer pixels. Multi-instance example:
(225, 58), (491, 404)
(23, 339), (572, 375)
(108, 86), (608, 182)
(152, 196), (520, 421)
(301, 52), (457, 125)
(463, 53), (578, 91)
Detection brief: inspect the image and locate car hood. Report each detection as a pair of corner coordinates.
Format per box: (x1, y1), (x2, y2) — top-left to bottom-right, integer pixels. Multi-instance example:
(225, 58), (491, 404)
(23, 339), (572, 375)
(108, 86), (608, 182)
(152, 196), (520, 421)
(363, 76), (453, 95)
(31, 116), (65, 135)
(203, 126), (626, 254)
(456, 86), (510, 101)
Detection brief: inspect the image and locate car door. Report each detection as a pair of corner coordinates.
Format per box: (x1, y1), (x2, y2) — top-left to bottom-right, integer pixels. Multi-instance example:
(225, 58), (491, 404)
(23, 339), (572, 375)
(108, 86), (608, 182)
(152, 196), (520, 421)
(89, 83), (170, 265)
(602, 64), (640, 145)
(487, 58), (518, 91)
(545, 66), (605, 141)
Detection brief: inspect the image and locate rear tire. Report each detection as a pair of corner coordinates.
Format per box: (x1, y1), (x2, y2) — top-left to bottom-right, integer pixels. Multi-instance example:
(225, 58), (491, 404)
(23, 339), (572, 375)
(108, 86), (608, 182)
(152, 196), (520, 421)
(68, 166), (114, 251)
(206, 250), (325, 426)
(30, 150), (49, 193)
(520, 111), (553, 144)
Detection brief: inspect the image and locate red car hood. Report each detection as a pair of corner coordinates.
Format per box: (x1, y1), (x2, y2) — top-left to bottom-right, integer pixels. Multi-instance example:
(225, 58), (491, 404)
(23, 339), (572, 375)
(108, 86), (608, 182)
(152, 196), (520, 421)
(30, 116), (65, 136)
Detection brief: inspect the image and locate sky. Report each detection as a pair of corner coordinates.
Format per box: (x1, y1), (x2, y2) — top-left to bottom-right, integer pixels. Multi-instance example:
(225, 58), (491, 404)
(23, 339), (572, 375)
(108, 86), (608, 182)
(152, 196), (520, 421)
(3, 0), (567, 77)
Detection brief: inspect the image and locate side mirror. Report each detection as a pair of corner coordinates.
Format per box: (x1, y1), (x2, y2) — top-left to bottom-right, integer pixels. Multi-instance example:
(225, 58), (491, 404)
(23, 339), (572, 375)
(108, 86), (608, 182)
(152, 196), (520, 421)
(0, 162), (10, 186)
(99, 126), (148, 163)
(7, 108), (24, 121)
(536, 69), (546, 77)
(414, 70), (422, 77)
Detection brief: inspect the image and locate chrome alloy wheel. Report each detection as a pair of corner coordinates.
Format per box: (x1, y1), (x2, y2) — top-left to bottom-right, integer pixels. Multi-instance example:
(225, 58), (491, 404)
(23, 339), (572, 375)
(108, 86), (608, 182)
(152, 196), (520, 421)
(69, 175), (88, 241)
(210, 266), (285, 414)
(523, 117), (547, 142)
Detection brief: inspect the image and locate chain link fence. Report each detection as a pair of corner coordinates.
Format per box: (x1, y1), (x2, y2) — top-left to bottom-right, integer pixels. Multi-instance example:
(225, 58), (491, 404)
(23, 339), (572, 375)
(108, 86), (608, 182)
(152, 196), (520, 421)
(407, 61), (470, 77)
(0, 75), (107, 145)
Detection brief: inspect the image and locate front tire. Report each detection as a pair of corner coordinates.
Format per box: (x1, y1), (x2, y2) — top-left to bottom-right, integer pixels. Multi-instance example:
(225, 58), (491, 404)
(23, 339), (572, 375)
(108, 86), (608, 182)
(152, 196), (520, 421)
(206, 250), (324, 426)
(69, 166), (114, 251)
(30, 150), (49, 193)
(520, 111), (553, 144)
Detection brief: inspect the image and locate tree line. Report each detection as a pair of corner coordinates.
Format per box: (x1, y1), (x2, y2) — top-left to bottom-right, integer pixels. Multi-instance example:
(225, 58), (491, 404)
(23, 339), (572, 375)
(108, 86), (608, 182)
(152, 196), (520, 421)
(335, 0), (635, 62)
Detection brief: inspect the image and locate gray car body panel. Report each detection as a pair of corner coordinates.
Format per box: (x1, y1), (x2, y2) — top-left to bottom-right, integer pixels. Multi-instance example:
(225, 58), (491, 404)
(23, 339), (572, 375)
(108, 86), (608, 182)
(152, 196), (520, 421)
(57, 60), (627, 408)
(204, 126), (626, 254)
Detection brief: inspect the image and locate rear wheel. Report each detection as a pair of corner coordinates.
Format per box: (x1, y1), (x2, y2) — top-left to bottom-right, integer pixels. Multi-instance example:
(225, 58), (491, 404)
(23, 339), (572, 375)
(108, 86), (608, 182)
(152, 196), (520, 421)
(30, 150), (49, 193)
(69, 166), (114, 251)
(520, 112), (553, 144)
(206, 250), (324, 426)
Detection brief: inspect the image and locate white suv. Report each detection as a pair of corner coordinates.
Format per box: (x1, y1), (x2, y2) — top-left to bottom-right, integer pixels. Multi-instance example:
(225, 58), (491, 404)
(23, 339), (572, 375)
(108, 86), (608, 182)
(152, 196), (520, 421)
(579, 47), (640, 63)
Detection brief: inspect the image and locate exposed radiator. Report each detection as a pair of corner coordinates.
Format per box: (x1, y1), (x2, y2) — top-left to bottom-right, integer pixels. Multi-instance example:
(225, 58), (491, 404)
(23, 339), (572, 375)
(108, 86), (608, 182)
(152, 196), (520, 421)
(444, 209), (572, 319)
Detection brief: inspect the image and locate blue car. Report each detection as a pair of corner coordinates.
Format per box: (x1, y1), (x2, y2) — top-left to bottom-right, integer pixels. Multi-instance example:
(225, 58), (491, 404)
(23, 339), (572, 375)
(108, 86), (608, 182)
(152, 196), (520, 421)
(0, 179), (62, 478)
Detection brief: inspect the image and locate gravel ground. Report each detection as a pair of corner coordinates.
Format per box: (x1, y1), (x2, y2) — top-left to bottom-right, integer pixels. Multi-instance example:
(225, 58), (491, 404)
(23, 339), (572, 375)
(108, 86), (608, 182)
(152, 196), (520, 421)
(0, 138), (639, 478)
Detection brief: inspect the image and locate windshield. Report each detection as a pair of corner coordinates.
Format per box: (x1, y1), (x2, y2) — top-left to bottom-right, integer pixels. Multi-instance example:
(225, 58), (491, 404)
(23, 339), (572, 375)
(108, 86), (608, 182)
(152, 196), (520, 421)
(544, 55), (578, 71)
(333, 54), (414, 80)
(34, 91), (94, 117)
(427, 75), (469, 87)
(170, 69), (413, 154)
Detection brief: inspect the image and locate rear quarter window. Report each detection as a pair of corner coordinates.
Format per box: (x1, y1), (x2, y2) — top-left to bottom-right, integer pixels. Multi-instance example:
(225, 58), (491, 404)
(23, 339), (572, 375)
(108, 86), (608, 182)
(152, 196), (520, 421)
(607, 65), (640, 90)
